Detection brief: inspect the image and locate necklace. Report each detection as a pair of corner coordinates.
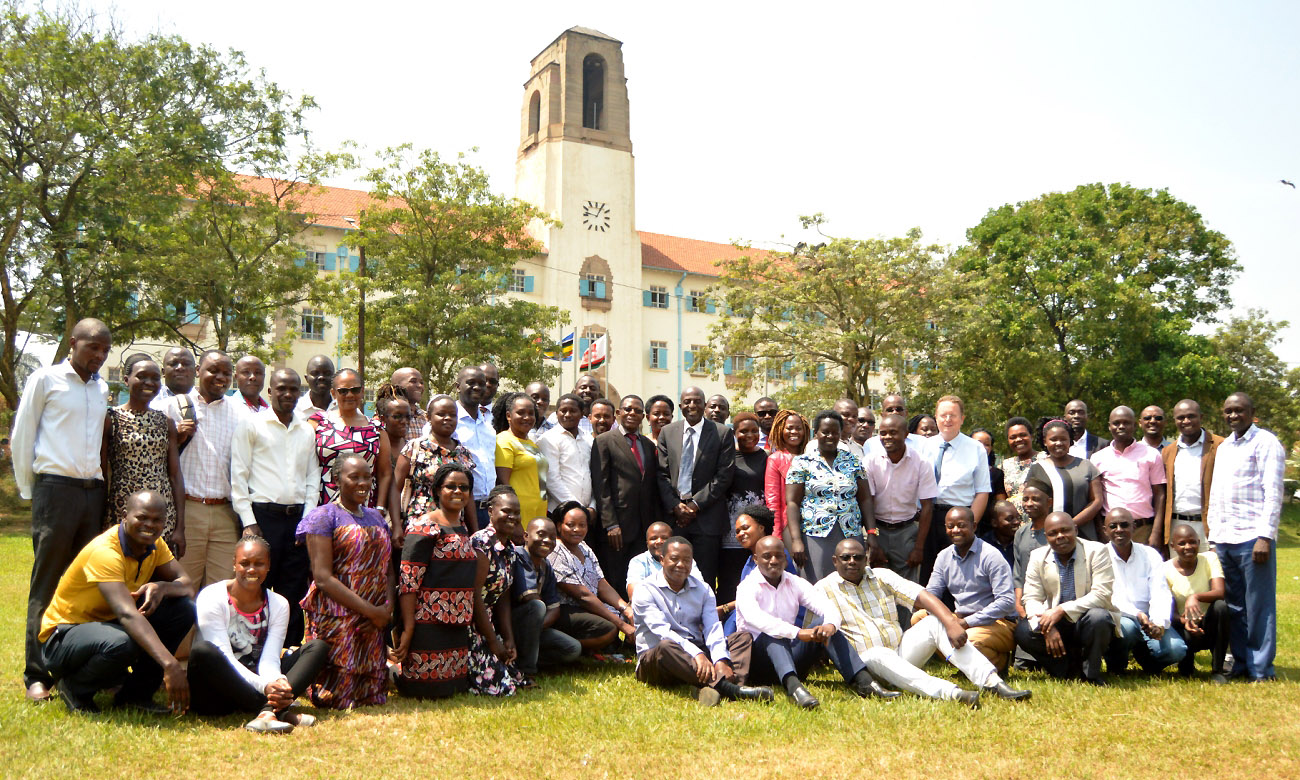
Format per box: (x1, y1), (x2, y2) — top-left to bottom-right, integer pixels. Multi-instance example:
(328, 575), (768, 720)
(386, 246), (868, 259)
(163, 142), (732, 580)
(333, 497), (364, 519)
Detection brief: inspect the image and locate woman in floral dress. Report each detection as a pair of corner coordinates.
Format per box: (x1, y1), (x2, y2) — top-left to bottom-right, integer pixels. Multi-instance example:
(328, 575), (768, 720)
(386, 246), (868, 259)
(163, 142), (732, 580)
(468, 485), (523, 694)
(394, 394), (475, 531)
(309, 368), (396, 519)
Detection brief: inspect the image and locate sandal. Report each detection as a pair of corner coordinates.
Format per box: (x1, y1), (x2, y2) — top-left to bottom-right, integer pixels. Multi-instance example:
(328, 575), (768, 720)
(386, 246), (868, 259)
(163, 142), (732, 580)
(245, 711), (293, 734)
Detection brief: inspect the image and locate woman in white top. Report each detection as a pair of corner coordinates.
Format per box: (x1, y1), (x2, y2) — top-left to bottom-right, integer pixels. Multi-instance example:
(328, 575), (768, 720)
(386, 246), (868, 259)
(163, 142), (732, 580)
(187, 536), (329, 733)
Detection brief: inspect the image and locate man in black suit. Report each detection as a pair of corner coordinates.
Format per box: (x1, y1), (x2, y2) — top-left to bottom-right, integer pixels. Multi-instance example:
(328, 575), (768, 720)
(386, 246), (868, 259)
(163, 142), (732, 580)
(656, 387), (735, 588)
(591, 394), (659, 598)
(1064, 400), (1111, 459)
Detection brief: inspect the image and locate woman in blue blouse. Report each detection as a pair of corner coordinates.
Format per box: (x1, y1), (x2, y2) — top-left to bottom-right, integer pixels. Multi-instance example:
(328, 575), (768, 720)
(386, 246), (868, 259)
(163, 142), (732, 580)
(784, 410), (875, 582)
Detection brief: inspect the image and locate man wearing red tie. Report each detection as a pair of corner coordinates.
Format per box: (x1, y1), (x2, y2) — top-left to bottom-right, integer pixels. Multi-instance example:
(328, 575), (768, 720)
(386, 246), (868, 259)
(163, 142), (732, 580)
(590, 395), (661, 597)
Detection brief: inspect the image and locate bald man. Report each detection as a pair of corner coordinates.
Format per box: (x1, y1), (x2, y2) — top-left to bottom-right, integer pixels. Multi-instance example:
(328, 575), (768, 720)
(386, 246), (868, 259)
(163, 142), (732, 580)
(234, 356), (267, 415)
(38, 491), (195, 714)
(12, 318), (114, 702)
(1090, 406), (1166, 546)
(390, 367), (427, 441)
(1155, 399), (1223, 553)
(151, 347), (196, 409)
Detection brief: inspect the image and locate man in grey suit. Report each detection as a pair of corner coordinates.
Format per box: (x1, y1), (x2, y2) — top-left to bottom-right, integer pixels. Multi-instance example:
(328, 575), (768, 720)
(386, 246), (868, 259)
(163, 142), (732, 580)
(656, 387), (734, 588)
(590, 394), (660, 597)
(1014, 512), (1120, 685)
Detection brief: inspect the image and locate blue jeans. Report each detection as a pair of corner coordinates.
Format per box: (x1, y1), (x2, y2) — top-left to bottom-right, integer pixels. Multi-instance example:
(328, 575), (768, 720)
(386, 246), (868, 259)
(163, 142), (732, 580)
(1105, 615), (1187, 674)
(749, 632), (865, 685)
(1217, 539), (1277, 679)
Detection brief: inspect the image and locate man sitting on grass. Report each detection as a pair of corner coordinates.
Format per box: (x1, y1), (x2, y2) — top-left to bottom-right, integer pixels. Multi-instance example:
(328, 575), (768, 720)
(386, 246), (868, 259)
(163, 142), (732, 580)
(38, 490), (195, 713)
(735, 536), (886, 710)
(632, 537), (772, 706)
(626, 521), (701, 599)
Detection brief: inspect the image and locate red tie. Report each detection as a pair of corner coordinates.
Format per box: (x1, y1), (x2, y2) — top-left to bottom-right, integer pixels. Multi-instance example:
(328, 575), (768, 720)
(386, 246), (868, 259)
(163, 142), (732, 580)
(627, 433), (644, 472)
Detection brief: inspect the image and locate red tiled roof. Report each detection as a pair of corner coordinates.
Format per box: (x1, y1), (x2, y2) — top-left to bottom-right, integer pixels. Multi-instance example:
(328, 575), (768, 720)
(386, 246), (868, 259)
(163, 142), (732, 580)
(638, 231), (769, 278)
(230, 175), (395, 230)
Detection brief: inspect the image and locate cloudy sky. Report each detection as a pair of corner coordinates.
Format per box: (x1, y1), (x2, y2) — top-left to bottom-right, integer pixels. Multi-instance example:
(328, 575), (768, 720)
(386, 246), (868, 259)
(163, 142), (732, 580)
(96, 0), (1300, 363)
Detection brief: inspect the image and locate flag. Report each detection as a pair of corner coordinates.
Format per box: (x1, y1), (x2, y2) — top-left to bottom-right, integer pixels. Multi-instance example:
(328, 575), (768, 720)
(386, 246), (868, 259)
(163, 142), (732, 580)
(544, 332), (575, 362)
(578, 334), (607, 370)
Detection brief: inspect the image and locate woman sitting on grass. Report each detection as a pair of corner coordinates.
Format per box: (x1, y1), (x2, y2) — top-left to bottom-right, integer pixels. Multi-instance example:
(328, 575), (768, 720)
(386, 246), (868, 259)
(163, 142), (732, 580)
(1164, 523), (1230, 682)
(548, 502), (635, 654)
(187, 536), (328, 733)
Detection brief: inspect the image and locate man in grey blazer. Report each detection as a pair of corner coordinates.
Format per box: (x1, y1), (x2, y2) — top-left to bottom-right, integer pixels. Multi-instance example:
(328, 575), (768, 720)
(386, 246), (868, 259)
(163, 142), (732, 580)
(656, 387), (735, 588)
(1014, 511), (1120, 684)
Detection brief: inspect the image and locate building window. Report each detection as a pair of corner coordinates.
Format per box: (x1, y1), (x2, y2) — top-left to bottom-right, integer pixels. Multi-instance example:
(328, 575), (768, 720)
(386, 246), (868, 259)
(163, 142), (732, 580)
(107, 367), (122, 383)
(688, 290), (706, 313)
(304, 251), (328, 271)
(649, 340), (667, 370)
(687, 344), (707, 374)
(722, 355), (750, 376)
(508, 268), (527, 293)
(580, 273), (607, 299)
(528, 90), (541, 135)
(644, 285), (668, 309)
(582, 54), (605, 130)
(300, 309), (326, 341)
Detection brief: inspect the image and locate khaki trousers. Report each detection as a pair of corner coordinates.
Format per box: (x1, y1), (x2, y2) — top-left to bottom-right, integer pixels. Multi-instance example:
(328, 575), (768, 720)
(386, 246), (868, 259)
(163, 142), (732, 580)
(180, 500), (239, 587)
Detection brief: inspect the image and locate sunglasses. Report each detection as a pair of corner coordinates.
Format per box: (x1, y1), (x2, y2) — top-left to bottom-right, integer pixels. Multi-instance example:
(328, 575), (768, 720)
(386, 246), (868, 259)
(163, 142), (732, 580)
(1143, 415), (1164, 422)
(836, 553), (866, 562)
(858, 418), (875, 424)
(335, 386), (364, 396)
(756, 409), (778, 417)
(442, 483), (470, 492)
(1108, 522), (1132, 530)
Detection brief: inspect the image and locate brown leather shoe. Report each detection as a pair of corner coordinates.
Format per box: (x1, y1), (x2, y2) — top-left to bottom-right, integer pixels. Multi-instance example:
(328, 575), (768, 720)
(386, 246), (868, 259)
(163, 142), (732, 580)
(25, 682), (52, 703)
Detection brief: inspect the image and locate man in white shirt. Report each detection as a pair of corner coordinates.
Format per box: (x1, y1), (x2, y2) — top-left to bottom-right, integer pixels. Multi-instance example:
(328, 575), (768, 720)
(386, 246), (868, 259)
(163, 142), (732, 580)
(1154, 399), (1224, 552)
(11, 318), (113, 702)
(453, 365), (495, 532)
(526, 381), (554, 442)
(918, 395), (991, 583)
(1208, 392), (1285, 682)
(803, 398), (865, 458)
(293, 355), (335, 420)
(230, 368), (321, 646)
(1103, 508), (1186, 674)
(164, 350), (244, 588)
(149, 347), (196, 410)
(753, 397), (778, 450)
(865, 394), (926, 455)
(1064, 399), (1110, 459)
(233, 356), (268, 415)
(537, 393), (593, 517)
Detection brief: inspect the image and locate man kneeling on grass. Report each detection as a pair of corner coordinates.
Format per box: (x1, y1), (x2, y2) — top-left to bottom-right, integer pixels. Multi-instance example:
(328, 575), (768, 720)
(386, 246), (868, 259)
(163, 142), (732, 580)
(38, 490), (195, 714)
(632, 537), (773, 706)
(735, 536), (889, 710)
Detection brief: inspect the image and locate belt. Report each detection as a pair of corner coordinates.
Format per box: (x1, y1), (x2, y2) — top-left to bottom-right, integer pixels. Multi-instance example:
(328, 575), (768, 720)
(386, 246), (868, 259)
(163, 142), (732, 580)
(1172, 512), (1202, 522)
(1132, 516), (1154, 527)
(35, 473), (104, 490)
(475, 499), (492, 510)
(877, 517), (918, 528)
(185, 495), (230, 505)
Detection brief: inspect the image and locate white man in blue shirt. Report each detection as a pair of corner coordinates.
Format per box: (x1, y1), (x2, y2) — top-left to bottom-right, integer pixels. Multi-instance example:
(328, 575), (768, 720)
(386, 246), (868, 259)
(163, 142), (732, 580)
(11, 318), (113, 703)
(632, 537), (772, 706)
(919, 395), (991, 583)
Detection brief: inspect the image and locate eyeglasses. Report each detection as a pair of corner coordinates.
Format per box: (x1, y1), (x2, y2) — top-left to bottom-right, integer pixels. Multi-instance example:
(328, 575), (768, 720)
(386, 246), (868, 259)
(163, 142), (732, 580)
(1108, 522), (1132, 530)
(836, 553), (866, 562)
(387, 413), (410, 421)
(756, 409), (778, 417)
(335, 386), (364, 396)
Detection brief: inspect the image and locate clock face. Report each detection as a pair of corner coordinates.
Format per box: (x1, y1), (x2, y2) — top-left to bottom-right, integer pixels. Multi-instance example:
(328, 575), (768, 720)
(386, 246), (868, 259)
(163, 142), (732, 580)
(582, 200), (610, 232)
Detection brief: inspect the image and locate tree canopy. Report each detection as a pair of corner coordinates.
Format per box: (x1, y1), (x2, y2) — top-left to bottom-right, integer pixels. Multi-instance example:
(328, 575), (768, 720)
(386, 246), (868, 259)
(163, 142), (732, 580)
(1210, 310), (1300, 449)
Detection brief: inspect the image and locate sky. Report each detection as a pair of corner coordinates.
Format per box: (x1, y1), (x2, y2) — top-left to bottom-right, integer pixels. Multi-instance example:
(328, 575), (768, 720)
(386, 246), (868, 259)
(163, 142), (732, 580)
(93, 0), (1300, 364)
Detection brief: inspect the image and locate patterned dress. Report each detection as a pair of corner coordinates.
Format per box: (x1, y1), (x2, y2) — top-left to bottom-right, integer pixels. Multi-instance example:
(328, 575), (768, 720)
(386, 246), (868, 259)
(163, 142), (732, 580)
(313, 413), (383, 507)
(296, 503), (391, 709)
(1001, 455), (1036, 516)
(397, 515), (477, 699)
(786, 451), (865, 538)
(105, 406), (177, 539)
(399, 436), (475, 526)
(469, 528), (519, 696)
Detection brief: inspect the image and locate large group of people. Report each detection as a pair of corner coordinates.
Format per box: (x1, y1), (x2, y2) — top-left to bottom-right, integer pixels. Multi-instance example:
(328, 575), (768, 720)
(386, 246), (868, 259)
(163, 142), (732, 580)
(12, 318), (1287, 728)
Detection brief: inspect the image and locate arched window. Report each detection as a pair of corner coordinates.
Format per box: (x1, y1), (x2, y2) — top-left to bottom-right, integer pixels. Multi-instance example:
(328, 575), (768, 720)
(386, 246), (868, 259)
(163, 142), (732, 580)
(528, 90), (541, 135)
(582, 54), (604, 130)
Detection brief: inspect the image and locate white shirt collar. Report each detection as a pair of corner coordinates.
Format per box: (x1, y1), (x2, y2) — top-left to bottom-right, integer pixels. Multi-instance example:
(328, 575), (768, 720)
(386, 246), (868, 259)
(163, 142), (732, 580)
(1176, 429), (1206, 450)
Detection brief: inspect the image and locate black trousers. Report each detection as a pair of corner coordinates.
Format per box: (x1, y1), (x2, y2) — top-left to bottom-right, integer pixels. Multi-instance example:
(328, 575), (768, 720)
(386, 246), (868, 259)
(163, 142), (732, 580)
(41, 595), (195, 702)
(1175, 599), (1230, 675)
(26, 476), (106, 687)
(681, 531), (722, 590)
(715, 548), (752, 606)
(921, 503), (958, 585)
(250, 502), (309, 647)
(589, 525), (644, 600)
(1014, 607), (1113, 682)
(187, 638), (330, 715)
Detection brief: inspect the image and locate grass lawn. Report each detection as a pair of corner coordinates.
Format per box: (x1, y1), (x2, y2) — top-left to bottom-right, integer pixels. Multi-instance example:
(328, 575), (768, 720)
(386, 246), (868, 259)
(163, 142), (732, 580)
(1, 501), (1299, 778)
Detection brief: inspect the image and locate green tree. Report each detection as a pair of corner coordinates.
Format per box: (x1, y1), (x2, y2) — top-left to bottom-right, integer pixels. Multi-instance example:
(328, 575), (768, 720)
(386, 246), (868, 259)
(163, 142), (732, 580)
(0, 4), (320, 406)
(1209, 310), (1300, 449)
(704, 218), (946, 409)
(328, 146), (566, 391)
(917, 182), (1241, 431)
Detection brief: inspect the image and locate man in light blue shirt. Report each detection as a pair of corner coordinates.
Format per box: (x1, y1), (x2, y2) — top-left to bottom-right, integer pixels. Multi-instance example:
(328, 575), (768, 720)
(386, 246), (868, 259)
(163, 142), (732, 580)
(632, 537), (771, 706)
(918, 395), (991, 582)
(453, 365), (495, 531)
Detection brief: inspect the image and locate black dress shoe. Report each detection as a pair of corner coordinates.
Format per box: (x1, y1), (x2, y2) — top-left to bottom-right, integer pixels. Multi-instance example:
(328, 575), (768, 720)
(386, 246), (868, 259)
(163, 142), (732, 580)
(57, 682), (100, 714)
(984, 681), (1032, 701)
(25, 682), (52, 703)
(954, 690), (981, 710)
(853, 680), (902, 700)
(789, 683), (819, 710)
(733, 685), (774, 702)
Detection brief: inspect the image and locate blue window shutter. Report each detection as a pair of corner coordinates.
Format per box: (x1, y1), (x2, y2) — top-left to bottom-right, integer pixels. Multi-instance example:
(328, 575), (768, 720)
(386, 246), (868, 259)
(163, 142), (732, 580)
(783, 360), (793, 378)
(816, 363), (826, 381)
(683, 350), (694, 371)
(127, 291), (138, 314)
(643, 290), (653, 307)
(295, 252), (306, 268)
(324, 252), (336, 271)
(183, 301), (199, 324)
(579, 279), (589, 297)
(657, 347), (667, 368)
(705, 299), (716, 315)
(523, 275), (535, 293)
(349, 255), (359, 272)
(579, 337), (591, 357)
(723, 357), (733, 375)
(595, 281), (606, 299)
(745, 357), (754, 372)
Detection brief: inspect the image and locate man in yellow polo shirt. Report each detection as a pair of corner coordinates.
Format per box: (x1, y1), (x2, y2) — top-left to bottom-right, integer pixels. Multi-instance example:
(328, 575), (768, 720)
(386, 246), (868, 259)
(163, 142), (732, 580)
(40, 491), (195, 714)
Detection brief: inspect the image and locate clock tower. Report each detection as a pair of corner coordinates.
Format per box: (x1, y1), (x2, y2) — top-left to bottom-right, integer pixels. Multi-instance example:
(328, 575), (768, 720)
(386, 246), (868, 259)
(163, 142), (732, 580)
(515, 27), (642, 399)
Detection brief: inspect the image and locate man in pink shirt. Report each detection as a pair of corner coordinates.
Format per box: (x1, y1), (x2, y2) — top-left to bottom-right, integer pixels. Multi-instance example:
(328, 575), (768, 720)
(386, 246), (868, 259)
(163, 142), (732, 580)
(1090, 406), (1167, 547)
(863, 414), (939, 583)
(735, 536), (896, 709)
